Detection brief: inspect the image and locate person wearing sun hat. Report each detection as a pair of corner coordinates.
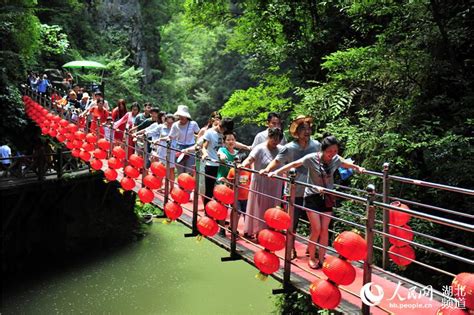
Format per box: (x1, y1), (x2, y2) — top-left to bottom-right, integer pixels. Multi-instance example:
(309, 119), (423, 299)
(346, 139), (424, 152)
(168, 105), (200, 174)
(260, 114), (321, 259)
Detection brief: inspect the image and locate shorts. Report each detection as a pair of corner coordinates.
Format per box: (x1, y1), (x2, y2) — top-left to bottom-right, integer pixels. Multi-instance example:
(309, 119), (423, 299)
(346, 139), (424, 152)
(304, 194), (333, 213)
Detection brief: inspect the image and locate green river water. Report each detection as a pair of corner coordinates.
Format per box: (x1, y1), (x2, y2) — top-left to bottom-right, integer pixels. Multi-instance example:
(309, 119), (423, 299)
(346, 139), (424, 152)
(1, 219), (279, 314)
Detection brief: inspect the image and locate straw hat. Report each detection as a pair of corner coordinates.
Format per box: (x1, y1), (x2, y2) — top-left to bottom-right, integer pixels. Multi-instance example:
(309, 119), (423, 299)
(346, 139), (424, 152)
(289, 115), (314, 138)
(174, 105), (191, 119)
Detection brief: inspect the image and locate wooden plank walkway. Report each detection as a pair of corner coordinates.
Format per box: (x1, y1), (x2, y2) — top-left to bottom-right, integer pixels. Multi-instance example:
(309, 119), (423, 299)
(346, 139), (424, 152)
(105, 165), (445, 315)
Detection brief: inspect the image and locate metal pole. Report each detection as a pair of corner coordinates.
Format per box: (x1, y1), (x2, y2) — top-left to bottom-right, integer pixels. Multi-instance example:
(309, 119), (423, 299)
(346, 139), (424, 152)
(124, 128), (129, 164)
(141, 137), (148, 185)
(222, 158), (242, 261)
(107, 121), (113, 158)
(273, 168), (297, 294)
(185, 145), (200, 237)
(57, 148), (63, 179)
(164, 140), (171, 205)
(362, 184), (376, 315)
(382, 162), (390, 269)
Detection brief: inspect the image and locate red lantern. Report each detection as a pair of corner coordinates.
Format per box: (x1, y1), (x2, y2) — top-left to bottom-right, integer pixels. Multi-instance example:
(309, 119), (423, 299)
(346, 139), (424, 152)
(197, 216), (219, 237)
(333, 231), (368, 261)
(124, 165), (140, 178)
(128, 154), (144, 169)
(143, 174), (162, 190)
(93, 148), (107, 160)
(112, 146), (126, 159)
(452, 273), (474, 309)
(56, 134), (66, 143)
(322, 256), (356, 285)
(107, 157), (123, 169)
(164, 201), (183, 220)
(85, 133), (97, 143)
(213, 184), (234, 204)
(71, 148), (81, 158)
(138, 187), (154, 203)
(177, 173), (195, 191)
(97, 138), (111, 151)
(257, 229), (286, 252)
(74, 131), (86, 141)
(90, 158), (103, 170)
(264, 207), (291, 230)
(67, 123), (78, 133)
(170, 187), (190, 204)
(120, 177), (136, 191)
(79, 150), (91, 162)
(205, 200), (228, 221)
(104, 168), (118, 181)
(65, 141), (75, 150)
(435, 306), (469, 315)
(309, 279), (341, 310)
(389, 245), (415, 266)
(389, 201), (411, 226)
(150, 161), (166, 178)
(49, 129), (57, 137)
(82, 142), (95, 152)
(254, 250), (280, 275)
(41, 126), (49, 135)
(389, 225), (414, 246)
(72, 139), (83, 149)
(65, 132), (75, 141)
(59, 119), (69, 127)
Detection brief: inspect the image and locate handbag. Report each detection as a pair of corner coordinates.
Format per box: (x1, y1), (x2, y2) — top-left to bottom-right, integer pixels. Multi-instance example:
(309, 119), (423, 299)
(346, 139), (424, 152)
(318, 155), (336, 208)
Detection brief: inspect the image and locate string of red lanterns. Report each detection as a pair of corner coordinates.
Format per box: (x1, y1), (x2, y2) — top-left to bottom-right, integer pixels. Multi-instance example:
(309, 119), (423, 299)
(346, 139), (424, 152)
(253, 207), (290, 281)
(388, 201), (416, 267)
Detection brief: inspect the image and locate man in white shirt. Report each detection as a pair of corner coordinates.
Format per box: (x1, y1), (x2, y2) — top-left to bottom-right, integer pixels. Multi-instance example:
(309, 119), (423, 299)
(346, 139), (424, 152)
(251, 112), (287, 148)
(0, 143), (12, 176)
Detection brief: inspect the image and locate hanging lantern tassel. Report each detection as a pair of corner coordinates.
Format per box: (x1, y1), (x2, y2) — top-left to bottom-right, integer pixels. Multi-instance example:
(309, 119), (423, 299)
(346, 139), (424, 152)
(255, 273), (268, 281)
(253, 250), (279, 281)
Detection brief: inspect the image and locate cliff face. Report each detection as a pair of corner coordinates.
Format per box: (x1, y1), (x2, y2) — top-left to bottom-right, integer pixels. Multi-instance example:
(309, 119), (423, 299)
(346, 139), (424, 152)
(92, 0), (160, 84)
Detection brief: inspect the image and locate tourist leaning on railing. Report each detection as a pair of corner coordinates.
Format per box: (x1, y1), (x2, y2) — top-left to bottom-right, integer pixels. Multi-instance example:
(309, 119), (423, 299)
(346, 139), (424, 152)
(242, 127), (284, 239)
(268, 135), (365, 270)
(114, 103), (140, 156)
(260, 115), (321, 260)
(169, 105), (200, 175)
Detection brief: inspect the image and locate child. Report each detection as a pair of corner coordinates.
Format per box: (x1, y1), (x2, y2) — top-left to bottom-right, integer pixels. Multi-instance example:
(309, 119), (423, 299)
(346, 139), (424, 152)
(103, 116), (114, 144)
(218, 151), (251, 234)
(217, 131), (239, 180)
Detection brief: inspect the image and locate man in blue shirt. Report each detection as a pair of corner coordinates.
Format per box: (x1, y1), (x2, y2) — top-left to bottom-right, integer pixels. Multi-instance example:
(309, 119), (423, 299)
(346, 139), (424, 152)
(37, 74), (51, 95)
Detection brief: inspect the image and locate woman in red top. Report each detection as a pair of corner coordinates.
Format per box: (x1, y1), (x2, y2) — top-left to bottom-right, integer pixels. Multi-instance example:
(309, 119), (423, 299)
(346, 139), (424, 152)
(113, 102), (140, 157)
(111, 99), (128, 142)
(111, 99), (127, 121)
(82, 98), (109, 136)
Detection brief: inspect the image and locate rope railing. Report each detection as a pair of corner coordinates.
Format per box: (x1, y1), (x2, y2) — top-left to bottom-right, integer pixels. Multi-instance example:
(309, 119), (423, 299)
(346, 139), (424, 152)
(21, 86), (473, 314)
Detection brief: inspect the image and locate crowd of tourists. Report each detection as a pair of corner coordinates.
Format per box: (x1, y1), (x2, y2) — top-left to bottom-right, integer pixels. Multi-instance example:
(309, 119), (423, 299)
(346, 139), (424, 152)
(28, 78), (365, 271)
